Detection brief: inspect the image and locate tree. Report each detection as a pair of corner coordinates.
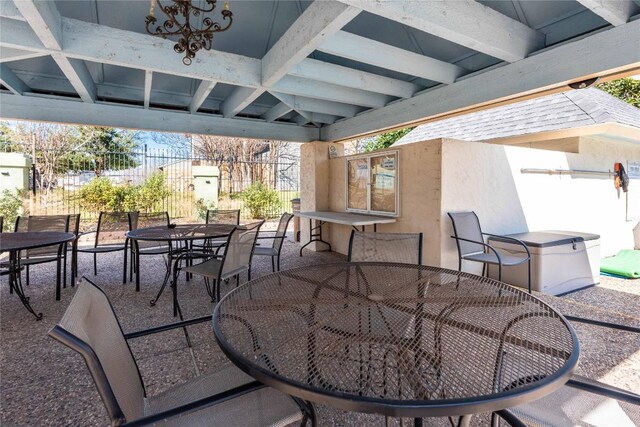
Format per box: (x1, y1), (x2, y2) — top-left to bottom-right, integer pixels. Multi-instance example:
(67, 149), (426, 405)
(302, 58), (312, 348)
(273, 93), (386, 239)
(597, 77), (640, 108)
(69, 126), (140, 176)
(363, 127), (414, 152)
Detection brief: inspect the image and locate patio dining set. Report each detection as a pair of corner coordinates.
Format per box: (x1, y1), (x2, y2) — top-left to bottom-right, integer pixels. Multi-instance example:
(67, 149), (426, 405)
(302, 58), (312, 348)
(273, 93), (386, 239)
(0, 211), (638, 426)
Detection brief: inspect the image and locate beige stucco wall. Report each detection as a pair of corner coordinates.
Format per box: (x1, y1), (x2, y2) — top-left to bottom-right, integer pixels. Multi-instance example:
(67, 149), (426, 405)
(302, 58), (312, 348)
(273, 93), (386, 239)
(327, 139), (445, 265)
(301, 134), (639, 268)
(440, 136), (640, 270)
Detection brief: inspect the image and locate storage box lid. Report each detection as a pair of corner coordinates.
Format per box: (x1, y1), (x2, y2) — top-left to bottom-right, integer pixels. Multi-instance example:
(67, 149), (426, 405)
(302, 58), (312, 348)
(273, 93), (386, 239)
(489, 231), (600, 248)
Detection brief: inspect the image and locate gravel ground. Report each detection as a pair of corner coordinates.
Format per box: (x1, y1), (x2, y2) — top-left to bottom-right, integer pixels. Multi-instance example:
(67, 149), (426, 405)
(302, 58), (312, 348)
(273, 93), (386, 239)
(1, 235), (638, 426)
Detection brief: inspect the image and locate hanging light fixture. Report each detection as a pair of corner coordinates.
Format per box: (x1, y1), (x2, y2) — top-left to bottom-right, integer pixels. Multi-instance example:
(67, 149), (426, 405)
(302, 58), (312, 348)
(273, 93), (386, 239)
(145, 0), (233, 66)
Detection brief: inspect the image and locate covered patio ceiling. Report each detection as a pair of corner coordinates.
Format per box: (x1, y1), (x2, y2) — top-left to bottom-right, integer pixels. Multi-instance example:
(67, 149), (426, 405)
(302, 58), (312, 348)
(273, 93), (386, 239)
(0, 0), (639, 143)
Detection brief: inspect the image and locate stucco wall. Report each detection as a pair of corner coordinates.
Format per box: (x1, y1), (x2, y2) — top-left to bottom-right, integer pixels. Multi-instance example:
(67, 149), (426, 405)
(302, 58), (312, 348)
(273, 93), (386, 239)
(327, 140), (444, 265)
(440, 136), (640, 270)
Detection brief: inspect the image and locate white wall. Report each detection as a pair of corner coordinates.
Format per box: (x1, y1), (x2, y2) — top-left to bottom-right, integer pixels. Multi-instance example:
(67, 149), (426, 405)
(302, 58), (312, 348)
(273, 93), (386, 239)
(440, 136), (640, 270)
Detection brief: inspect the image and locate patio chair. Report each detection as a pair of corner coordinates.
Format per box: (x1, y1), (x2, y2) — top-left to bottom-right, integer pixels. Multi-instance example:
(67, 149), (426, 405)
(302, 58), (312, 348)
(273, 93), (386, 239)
(348, 230), (423, 265)
(194, 209), (242, 254)
(495, 317), (640, 427)
(253, 212), (294, 272)
(173, 221), (264, 315)
(48, 278), (312, 427)
(0, 216), (3, 233)
(14, 215), (71, 296)
(128, 211), (171, 287)
(448, 211), (532, 293)
(76, 212), (131, 284)
(67, 213), (81, 287)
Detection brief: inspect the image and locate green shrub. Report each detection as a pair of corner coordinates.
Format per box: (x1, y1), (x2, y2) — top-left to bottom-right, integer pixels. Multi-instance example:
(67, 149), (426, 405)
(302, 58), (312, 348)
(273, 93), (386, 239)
(241, 182), (281, 219)
(0, 189), (26, 231)
(195, 198), (216, 221)
(78, 172), (170, 213)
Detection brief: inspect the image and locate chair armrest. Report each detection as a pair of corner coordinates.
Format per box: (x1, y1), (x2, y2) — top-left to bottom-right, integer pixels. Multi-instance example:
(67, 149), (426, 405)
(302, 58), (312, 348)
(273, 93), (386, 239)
(569, 374), (640, 405)
(481, 233), (532, 258)
(120, 381), (264, 427)
(450, 235), (504, 264)
(124, 315), (212, 340)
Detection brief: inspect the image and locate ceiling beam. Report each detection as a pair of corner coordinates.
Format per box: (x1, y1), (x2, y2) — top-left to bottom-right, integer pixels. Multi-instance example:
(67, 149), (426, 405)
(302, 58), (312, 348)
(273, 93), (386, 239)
(189, 79), (217, 114)
(224, 1), (360, 120)
(576, 0), (634, 26)
(262, 1), (360, 87)
(321, 19), (640, 141)
(0, 47), (47, 63)
(0, 17), (262, 88)
(337, 0), (545, 62)
(273, 75), (390, 109)
(0, 92), (319, 142)
(12, 1), (96, 103)
(143, 70), (152, 109)
(0, 64), (29, 95)
(270, 92), (360, 118)
(0, 1), (24, 21)
(319, 31), (466, 84)
(290, 58), (419, 98)
(262, 102), (293, 123)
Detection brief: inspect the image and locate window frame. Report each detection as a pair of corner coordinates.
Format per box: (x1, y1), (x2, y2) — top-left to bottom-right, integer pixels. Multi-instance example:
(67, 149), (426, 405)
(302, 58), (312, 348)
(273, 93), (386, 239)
(345, 150), (400, 217)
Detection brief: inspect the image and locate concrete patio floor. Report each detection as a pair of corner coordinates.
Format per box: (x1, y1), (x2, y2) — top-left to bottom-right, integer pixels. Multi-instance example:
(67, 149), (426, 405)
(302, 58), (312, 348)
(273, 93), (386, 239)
(1, 235), (638, 426)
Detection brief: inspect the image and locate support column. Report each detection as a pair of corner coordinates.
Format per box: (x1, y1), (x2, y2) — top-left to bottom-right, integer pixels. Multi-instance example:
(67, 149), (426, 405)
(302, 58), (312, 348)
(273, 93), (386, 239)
(299, 141), (343, 252)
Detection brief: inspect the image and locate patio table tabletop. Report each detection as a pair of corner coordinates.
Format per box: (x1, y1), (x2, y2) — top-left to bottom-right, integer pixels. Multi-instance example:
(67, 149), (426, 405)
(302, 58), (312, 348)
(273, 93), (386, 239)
(213, 262), (579, 424)
(0, 231), (76, 320)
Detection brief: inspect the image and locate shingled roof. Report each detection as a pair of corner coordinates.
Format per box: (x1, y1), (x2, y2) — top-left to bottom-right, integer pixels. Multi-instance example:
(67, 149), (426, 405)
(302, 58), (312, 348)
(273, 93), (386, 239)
(393, 88), (640, 146)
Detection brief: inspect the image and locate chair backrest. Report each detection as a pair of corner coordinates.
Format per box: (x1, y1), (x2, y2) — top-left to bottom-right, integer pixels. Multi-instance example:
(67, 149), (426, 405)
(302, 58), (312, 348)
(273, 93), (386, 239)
(206, 209), (240, 225)
(348, 231), (423, 265)
(0, 216), (3, 233)
(129, 211), (169, 230)
(18, 215), (71, 257)
(69, 213), (81, 235)
(270, 212), (293, 253)
(95, 212), (132, 247)
(221, 220), (264, 278)
(447, 211), (485, 257)
(48, 279), (145, 425)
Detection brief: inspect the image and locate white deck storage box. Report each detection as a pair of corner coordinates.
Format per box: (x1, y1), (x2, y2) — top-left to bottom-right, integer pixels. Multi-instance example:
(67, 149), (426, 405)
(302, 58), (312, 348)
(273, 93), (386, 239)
(488, 231), (600, 296)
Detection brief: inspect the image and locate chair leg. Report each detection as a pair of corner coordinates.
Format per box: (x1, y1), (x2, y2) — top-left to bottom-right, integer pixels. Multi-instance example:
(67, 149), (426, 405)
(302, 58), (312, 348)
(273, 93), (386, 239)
(25, 265), (30, 287)
(277, 255), (281, 272)
(527, 258), (532, 294)
(122, 247), (128, 285)
(458, 257), (462, 272)
(498, 263), (502, 282)
(63, 250), (68, 288)
(93, 253), (97, 276)
(271, 257), (275, 273)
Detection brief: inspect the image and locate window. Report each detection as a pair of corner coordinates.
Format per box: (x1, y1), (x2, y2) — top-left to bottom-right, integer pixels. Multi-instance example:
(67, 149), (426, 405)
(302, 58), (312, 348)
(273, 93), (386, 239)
(346, 151), (399, 216)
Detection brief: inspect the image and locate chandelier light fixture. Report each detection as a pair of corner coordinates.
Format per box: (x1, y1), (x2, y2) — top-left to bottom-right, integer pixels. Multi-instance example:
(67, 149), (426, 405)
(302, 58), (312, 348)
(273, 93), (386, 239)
(145, 0), (233, 65)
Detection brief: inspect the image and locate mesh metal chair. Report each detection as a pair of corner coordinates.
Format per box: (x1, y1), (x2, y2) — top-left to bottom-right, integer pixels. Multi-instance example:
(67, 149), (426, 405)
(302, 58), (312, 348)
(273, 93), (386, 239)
(14, 215), (71, 293)
(128, 212), (171, 286)
(348, 230), (423, 265)
(67, 213), (81, 287)
(48, 278), (311, 427)
(173, 221), (264, 315)
(195, 209), (242, 253)
(253, 212), (294, 272)
(76, 212), (132, 284)
(496, 318), (640, 427)
(448, 211), (532, 293)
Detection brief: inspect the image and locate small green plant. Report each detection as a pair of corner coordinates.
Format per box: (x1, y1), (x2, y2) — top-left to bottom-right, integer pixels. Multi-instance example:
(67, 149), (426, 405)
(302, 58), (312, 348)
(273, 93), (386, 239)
(137, 172), (171, 212)
(195, 198), (216, 221)
(0, 189), (26, 231)
(241, 182), (281, 219)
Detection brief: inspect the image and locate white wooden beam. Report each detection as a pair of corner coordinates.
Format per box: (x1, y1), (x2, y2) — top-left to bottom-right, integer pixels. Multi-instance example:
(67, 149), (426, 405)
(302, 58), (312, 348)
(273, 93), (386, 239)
(273, 75), (389, 108)
(261, 1), (360, 86)
(0, 92), (319, 142)
(0, 64), (29, 95)
(12, 1), (96, 102)
(336, 0), (545, 62)
(0, 47), (47, 63)
(221, 87), (263, 118)
(290, 58), (419, 98)
(262, 102), (293, 123)
(576, 0), (634, 26)
(143, 70), (153, 109)
(271, 92), (360, 118)
(321, 19), (640, 141)
(189, 79), (217, 114)
(0, 17), (262, 88)
(319, 31), (466, 84)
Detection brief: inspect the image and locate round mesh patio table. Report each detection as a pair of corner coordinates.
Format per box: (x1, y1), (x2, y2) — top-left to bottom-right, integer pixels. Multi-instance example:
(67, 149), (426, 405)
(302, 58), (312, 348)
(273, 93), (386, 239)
(213, 262), (579, 421)
(127, 224), (236, 308)
(1, 231), (76, 320)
